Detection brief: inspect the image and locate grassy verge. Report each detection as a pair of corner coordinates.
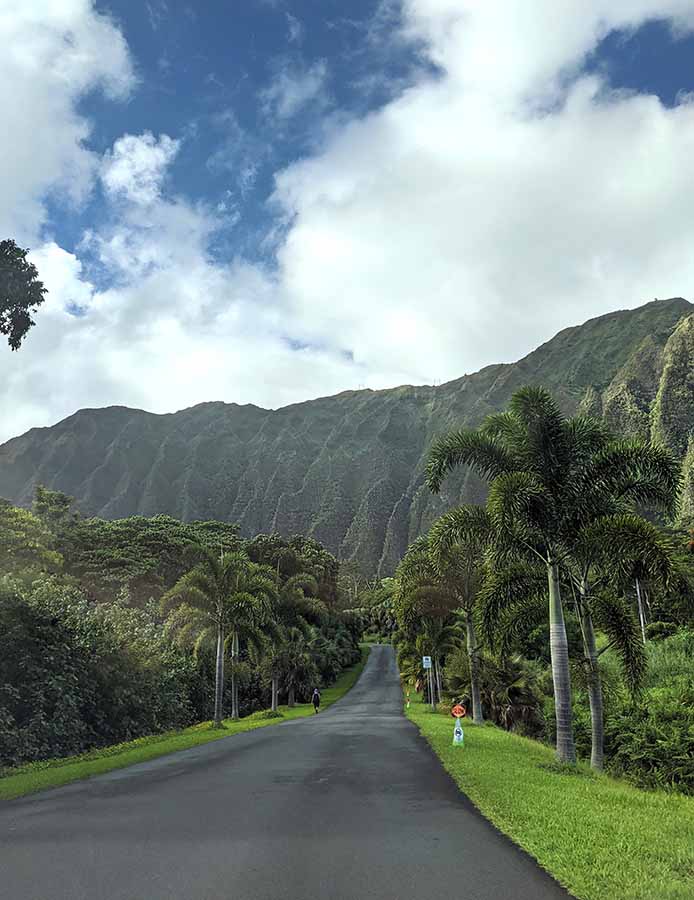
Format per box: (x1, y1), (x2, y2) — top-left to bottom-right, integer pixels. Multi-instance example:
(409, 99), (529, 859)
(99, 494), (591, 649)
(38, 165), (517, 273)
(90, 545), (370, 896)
(407, 696), (694, 900)
(0, 645), (370, 803)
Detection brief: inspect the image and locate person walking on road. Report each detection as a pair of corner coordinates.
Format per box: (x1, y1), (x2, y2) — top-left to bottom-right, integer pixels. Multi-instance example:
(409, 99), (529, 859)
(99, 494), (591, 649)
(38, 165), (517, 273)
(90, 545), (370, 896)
(312, 688), (321, 713)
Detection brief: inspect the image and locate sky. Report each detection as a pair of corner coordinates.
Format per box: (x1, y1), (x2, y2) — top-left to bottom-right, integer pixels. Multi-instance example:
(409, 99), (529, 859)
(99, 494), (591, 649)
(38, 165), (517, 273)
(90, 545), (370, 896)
(2, 1), (694, 442)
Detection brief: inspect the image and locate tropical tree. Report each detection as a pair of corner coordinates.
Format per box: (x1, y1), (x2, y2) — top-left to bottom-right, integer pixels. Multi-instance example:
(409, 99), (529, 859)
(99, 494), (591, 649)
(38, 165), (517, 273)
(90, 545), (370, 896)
(266, 573), (325, 711)
(161, 548), (276, 726)
(0, 238), (47, 350)
(395, 537), (457, 705)
(273, 626), (319, 707)
(566, 515), (674, 768)
(427, 386), (680, 764)
(427, 506), (494, 724)
(427, 390), (579, 760)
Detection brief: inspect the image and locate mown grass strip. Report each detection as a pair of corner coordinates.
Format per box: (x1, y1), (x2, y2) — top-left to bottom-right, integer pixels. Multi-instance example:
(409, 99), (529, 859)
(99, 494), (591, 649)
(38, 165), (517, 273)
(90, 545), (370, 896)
(407, 697), (694, 900)
(0, 645), (371, 802)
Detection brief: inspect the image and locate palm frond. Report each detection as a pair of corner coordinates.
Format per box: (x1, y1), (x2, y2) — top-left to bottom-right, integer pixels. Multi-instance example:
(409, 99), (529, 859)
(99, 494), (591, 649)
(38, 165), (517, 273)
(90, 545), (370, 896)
(426, 429), (514, 493)
(583, 514), (675, 587)
(591, 591), (647, 695)
(428, 505), (492, 562)
(477, 564), (546, 648)
(487, 471), (549, 536)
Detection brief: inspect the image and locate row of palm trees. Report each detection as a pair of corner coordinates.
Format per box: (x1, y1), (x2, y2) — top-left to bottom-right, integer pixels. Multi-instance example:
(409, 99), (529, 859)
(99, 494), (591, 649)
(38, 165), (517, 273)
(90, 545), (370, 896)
(396, 386), (683, 769)
(160, 546), (349, 727)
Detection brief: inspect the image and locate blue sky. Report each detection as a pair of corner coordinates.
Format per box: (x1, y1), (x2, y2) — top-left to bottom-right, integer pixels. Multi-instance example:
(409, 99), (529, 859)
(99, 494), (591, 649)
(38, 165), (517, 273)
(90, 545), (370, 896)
(2, 2), (694, 441)
(56, 4), (694, 269)
(59, 0), (432, 265)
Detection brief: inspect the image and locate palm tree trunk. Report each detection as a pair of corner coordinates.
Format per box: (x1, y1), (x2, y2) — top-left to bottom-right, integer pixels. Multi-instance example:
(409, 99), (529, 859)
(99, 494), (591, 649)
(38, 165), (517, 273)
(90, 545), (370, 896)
(434, 657), (443, 704)
(548, 561), (576, 764)
(578, 588), (604, 771)
(288, 685), (295, 708)
(635, 578), (647, 644)
(230, 630), (239, 720)
(271, 676), (278, 712)
(465, 610), (484, 725)
(213, 622), (225, 727)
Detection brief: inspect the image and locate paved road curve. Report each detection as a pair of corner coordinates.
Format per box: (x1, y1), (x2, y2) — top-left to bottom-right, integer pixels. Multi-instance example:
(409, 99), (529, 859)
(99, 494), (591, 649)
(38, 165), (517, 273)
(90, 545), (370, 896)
(0, 646), (570, 900)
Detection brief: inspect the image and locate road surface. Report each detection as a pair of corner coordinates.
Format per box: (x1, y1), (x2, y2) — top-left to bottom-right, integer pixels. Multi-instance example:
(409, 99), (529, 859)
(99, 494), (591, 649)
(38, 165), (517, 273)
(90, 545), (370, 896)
(0, 645), (570, 899)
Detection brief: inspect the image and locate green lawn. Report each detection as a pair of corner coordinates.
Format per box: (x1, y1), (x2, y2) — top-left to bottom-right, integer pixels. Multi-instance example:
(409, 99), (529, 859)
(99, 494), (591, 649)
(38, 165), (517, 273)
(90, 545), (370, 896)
(407, 697), (694, 900)
(0, 645), (370, 803)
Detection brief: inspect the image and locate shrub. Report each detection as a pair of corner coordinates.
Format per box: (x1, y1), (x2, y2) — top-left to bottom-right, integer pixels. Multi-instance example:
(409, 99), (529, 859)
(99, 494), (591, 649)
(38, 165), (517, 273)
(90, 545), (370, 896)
(606, 680), (694, 793)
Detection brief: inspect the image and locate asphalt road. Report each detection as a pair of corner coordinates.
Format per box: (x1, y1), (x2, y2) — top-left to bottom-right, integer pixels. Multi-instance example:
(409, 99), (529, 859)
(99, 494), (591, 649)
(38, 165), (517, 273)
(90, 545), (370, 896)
(0, 645), (570, 900)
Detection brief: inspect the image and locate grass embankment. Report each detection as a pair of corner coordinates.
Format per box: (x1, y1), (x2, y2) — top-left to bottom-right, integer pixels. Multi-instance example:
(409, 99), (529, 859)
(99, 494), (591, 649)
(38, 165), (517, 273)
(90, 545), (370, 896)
(0, 645), (370, 803)
(407, 697), (694, 900)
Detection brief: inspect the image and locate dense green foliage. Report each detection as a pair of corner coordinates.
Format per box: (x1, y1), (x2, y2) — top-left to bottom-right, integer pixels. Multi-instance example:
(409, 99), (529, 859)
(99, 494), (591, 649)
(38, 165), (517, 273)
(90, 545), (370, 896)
(0, 496), (361, 769)
(0, 238), (47, 350)
(2, 299), (692, 576)
(391, 384), (694, 792)
(0, 581), (203, 767)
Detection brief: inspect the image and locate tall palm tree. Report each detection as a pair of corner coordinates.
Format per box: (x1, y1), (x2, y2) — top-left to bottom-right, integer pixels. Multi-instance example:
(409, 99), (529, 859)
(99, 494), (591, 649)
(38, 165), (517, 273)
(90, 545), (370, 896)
(428, 505), (493, 724)
(161, 547), (276, 726)
(274, 626), (319, 707)
(427, 389), (585, 761)
(395, 537), (458, 705)
(428, 386), (680, 765)
(266, 573), (325, 710)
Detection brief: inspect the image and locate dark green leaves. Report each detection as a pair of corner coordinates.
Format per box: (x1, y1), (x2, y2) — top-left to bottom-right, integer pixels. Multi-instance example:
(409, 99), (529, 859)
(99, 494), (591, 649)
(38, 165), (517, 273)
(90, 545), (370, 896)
(0, 239), (47, 350)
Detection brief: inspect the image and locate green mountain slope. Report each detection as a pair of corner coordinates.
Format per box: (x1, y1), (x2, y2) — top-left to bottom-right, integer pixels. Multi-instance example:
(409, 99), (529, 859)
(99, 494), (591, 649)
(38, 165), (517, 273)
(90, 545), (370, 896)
(1, 298), (692, 574)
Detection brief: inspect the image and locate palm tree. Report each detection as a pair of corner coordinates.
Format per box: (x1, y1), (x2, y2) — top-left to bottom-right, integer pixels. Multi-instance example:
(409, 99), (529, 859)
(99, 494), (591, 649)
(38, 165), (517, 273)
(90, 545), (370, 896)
(427, 389), (584, 761)
(568, 515), (675, 768)
(274, 626), (319, 707)
(161, 547), (276, 727)
(266, 573), (325, 711)
(395, 537), (458, 705)
(428, 505), (493, 724)
(428, 386), (680, 766)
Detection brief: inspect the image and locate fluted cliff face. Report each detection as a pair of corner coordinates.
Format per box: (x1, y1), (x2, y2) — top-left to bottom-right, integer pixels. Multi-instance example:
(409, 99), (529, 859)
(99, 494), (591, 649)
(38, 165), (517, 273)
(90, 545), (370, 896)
(1, 297), (693, 572)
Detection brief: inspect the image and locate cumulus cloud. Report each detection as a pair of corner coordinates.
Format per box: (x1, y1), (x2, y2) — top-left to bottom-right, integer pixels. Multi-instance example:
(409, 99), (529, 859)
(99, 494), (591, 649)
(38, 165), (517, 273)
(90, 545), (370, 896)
(4, 0), (694, 444)
(0, 0), (133, 243)
(271, 0), (694, 377)
(101, 133), (180, 206)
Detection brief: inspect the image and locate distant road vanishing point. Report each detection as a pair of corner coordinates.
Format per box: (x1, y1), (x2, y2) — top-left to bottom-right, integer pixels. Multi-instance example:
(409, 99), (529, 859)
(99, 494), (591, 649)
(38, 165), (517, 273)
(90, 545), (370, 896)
(0, 646), (570, 900)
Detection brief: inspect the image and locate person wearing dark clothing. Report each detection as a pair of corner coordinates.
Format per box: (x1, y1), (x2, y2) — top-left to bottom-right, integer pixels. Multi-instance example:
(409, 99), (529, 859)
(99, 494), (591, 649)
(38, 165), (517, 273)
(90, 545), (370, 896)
(312, 688), (321, 713)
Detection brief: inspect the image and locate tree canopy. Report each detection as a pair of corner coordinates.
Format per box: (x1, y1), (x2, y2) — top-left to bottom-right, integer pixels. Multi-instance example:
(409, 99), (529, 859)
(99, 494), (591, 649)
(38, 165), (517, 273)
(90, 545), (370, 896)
(0, 239), (47, 350)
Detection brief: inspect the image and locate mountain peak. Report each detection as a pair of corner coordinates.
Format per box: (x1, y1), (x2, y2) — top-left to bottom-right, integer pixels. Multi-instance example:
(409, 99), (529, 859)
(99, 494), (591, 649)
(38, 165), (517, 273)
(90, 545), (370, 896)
(1, 297), (692, 573)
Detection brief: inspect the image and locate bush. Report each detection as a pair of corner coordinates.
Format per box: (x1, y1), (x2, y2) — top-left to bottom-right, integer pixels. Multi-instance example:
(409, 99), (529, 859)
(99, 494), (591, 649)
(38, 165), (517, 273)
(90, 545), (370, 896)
(606, 680), (694, 793)
(0, 581), (206, 767)
(603, 631), (694, 794)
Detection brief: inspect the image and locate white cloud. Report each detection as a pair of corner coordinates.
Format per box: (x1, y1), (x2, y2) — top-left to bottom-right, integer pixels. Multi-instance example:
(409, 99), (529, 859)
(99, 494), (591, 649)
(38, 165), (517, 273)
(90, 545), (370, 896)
(101, 133), (180, 206)
(260, 60), (329, 121)
(4, 0), (694, 445)
(0, 0), (134, 243)
(269, 0), (694, 378)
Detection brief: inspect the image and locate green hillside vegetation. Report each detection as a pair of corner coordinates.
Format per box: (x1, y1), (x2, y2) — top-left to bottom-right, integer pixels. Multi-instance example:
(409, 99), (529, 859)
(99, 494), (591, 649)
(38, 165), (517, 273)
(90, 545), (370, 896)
(381, 384), (694, 799)
(0, 497), (362, 771)
(1, 298), (692, 575)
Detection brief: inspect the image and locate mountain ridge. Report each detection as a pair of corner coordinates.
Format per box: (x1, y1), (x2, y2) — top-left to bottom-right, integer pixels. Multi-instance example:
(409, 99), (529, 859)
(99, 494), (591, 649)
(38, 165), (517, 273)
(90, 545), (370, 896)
(2, 297), (693, 574)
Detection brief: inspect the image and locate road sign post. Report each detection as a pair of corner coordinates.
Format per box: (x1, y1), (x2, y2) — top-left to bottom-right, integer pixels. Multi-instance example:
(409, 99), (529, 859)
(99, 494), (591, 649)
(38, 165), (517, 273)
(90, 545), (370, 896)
(422, 656), (434, 709)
